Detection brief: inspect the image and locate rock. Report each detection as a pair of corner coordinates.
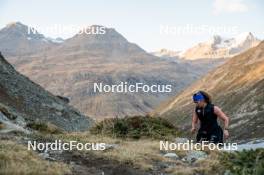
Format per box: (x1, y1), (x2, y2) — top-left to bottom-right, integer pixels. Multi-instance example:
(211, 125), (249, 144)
(104, 144), (118, 150)
(157, 162), (170, 169)
(51, 102), (64, 111)
(0, 112), (30, 134)
(56, 111), (62, 116)
(39, 149), (61, 161)
(163, 153), (179, 160)
(175, 137), (189, 143)
(184, 150), (207, 164)
(0, 121), (29, 134)
(39, 151), (49, 159)
(0, 103), (17, 120)
(224, 170), (232, 175)
(56, 95), (70, 104)
(48, 149), (63, 155)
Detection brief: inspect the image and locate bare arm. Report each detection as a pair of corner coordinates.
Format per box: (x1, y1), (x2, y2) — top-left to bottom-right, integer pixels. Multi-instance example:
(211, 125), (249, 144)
(192, 109), (198, 129)
(214, 106), (229, 129)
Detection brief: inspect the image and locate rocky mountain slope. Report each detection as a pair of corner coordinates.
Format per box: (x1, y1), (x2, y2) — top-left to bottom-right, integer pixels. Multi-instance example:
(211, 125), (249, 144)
(153, 41), (264, 141)
(0, 52), (94, 131)
(3, 22), (213, 119)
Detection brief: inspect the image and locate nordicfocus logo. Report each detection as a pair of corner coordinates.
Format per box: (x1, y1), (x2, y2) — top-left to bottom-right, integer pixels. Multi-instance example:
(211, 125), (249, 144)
(160, 140), (238, 151)
(28, 140), (106, 151)
(27, 24), (106, 36)
(93, 82), (172, 93)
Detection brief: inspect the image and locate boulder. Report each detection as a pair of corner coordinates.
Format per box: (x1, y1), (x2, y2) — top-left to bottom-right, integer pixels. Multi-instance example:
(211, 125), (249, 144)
(163, 153), (179, 160)
(183, 150), (207, 164)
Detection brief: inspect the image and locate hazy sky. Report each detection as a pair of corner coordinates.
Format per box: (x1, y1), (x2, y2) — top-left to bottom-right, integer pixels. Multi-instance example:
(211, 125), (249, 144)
(0, 0), (263, 51)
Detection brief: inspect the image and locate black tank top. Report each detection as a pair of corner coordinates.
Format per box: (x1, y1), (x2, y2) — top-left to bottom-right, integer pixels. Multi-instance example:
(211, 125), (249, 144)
(195, 103), (219, 133)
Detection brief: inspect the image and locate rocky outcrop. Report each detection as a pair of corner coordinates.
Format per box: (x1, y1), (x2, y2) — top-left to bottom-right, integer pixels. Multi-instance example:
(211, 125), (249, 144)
(0, 52), (94, 131)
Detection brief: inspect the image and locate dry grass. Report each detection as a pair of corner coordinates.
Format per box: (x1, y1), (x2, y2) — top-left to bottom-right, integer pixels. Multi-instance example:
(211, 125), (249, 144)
(98, 139), (165, 170)
(192, 151), (223, 174)
(0, 140), (71, 175)
(46, 132), (223, 174)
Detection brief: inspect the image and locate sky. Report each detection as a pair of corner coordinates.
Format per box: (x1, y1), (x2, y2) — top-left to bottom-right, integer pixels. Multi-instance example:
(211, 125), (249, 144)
(0, 0), (263, 52)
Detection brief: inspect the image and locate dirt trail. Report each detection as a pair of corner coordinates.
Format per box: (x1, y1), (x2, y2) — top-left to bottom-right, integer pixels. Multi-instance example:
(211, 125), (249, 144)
(49, 150), (155, 175)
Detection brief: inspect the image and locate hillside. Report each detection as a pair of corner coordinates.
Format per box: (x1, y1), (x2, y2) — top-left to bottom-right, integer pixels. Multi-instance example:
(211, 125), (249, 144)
(0, 52), (94, 131)
(153, 42), (264, 141)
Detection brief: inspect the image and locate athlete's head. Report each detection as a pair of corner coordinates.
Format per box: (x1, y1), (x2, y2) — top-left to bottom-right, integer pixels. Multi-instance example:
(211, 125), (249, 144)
(193, 91), (212, 107)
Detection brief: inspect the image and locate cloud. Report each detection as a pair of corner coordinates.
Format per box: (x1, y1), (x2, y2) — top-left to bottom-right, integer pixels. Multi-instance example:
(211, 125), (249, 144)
(213, 0), (249, 15)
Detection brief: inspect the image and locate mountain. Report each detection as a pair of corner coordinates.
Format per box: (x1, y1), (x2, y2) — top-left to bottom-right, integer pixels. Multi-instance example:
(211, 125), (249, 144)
(181, 32), (261, 60)
(0, 22), (61, 57)
(4, 24), (211, 119)
(56, 25), (145, 55)
(0, 52), (94, 131)
(153, 41), (264, 141)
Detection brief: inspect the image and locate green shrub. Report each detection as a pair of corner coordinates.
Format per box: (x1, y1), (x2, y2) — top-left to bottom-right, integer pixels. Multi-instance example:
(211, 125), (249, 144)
(220, 148), (264, 175)
(90, 115), (180, 139)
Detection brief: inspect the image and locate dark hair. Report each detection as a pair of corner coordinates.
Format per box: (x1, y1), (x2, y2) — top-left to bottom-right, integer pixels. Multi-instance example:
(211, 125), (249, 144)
(199, 90), (212, 104)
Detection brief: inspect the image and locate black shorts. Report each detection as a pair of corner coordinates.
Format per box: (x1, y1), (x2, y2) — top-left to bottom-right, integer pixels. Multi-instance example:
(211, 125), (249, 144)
(196, 126), (223, 144)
